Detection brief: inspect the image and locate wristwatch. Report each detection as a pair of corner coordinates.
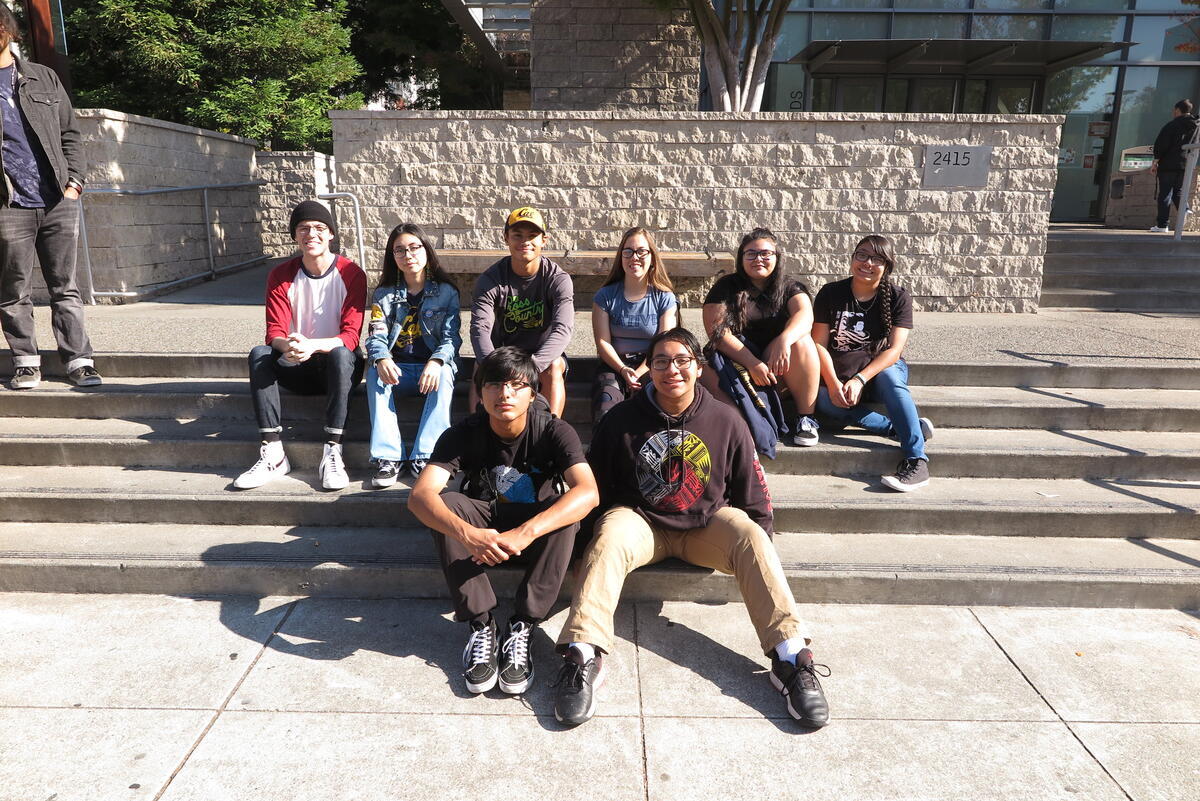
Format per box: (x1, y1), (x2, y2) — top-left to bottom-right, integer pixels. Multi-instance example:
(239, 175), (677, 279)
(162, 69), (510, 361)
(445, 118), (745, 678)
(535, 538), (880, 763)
(65, 178), (84, 193)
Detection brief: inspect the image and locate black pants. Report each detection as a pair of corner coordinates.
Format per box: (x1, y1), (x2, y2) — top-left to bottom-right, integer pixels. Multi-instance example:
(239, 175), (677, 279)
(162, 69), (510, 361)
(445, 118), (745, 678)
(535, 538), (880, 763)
(591, 351), (645, 425)
(1156, 169), (1185, 228)
(431, 492), (578, 625)
(248, 344), (364, 436)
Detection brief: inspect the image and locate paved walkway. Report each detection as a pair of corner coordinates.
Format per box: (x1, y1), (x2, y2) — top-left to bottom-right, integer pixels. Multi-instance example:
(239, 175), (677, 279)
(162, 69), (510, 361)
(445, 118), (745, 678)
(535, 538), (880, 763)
(2, 592), (1198, 800)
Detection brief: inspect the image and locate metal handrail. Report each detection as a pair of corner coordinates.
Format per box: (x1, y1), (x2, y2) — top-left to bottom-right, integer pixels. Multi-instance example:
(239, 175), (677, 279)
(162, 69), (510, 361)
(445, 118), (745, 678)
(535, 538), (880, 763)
(1172, 143), (1200, 240)
(80, 180), (267, 303)
(318, 191), (366, 270)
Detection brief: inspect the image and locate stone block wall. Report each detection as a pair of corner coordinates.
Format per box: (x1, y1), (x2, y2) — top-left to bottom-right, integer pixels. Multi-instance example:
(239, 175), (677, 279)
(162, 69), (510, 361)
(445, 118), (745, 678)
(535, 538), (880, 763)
(331, 110), (1063, 312)
(530, 0), (699, 112)
(72, 110), (263, 301)
(1104, 169), (1200, 231)
(257, 151), (338, 257)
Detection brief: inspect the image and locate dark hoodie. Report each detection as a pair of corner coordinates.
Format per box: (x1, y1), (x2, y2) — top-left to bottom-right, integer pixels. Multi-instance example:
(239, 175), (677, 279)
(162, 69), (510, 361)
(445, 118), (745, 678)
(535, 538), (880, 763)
(1154, 113), (1199, 172)
(587, 382), (774, 536)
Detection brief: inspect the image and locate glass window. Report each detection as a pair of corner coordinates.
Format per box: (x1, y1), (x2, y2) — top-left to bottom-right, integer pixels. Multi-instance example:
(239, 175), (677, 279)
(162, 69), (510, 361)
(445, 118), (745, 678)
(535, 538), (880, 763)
(777, 14), (812, 63)
(1052, 16), (1126, 62)
(811, 12), (889, 38)
(839, 77), (884, 110)
(910, 79), (958, 112)
(972, 14), (1049, 38)
(963, 80), (987, 112)
(814, 0), (889, 7)
(812, 77), (835, 110)
(1044, 65), (1118, 113)
(1044, 67), (1119, 222)
(1055, 0), (1127, 8)
(895, 0), (968, 7)
(992, 79), (1036, 112)
(769, 63), (809, 111)
(975, 0), (1049, 7)
(1128, 15), (1200, 62)
(885, 78), (909, 111)
(1113, 66), (1200, 157)
(1130, 0), (1199, 9)
(892, 13), (968, 38)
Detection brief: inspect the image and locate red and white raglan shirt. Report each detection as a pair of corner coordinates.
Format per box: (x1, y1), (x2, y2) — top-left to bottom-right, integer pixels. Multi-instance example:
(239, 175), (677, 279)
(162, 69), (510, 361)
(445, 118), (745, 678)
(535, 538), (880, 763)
(263, 255), (367, 351)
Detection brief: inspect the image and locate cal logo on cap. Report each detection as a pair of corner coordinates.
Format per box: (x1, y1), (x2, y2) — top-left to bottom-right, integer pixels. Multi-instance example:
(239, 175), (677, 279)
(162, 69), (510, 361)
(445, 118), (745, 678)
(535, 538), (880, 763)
(505, 207), (547, 233)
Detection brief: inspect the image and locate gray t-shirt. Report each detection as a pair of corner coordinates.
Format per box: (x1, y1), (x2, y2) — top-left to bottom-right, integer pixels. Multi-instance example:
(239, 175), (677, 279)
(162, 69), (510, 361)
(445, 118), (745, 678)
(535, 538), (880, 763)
(593, 283), (677, 355)
(470, 256), (575, 372)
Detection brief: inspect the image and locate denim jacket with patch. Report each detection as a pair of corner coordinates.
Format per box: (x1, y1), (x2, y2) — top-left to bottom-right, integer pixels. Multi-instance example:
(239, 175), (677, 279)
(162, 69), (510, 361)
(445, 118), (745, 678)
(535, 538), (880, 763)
(365, 279), (461, 374)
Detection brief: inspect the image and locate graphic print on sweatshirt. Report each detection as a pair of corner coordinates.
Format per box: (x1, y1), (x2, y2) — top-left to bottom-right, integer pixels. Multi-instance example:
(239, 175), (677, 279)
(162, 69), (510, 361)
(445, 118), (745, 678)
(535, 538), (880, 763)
(636, 429), (712, 511)
(831, 310), (871, 351)
(488, 464), (538, 504)
(503, 296), (545, 334)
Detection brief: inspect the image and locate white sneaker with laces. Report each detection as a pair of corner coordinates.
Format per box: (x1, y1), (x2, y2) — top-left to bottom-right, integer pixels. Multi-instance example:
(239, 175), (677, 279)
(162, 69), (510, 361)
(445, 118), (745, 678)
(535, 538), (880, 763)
(319, 442), (349, 490)
(1150, 226), (1169, 233)
(234, 441), (290, 489)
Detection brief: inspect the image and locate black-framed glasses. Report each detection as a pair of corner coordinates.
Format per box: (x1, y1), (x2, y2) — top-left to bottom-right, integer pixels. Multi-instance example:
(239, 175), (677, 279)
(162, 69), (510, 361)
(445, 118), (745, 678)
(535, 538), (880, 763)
(852, 250), (886, 267)
(743, 249), (776, 261)
(392, 243), (424, 256)
(481, 379), (531, 393)
(621, 247), (651, 259)
(650, 355), (697, 371)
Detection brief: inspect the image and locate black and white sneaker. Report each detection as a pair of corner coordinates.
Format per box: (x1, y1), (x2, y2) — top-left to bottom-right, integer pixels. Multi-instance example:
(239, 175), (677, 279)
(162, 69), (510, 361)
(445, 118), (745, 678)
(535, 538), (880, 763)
(462, 618), (499, 694)
(498, 619), (535, 694)
(371, 459), (400, 488)
(792, 415), (820, 447)
(67, 365), (103, 387)
(9, 366), (40, 390)
(553, 648), (605, 726)
(880, 457), (930, 492)
(410, 459), (427, 479)
(770, 648), (831, 728)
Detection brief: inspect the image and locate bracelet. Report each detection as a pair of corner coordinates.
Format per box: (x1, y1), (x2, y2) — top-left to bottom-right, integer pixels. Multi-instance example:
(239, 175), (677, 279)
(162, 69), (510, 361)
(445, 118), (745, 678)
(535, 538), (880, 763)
(851, 373), (867, 386)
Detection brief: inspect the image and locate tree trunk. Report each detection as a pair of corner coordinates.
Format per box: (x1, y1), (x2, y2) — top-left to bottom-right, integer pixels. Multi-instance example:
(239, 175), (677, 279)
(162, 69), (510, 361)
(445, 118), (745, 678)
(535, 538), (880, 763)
(680, 0), (789, 112)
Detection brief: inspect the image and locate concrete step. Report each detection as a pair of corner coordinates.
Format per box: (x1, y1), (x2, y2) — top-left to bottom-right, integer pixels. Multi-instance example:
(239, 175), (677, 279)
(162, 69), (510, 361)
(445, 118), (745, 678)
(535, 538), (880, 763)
(6, 352), (1200, 389)
(0, 467), (1196, 538)
(2, 418), (1199, 480)
(1043, 254), (1200, 274)
(1039, 288), (1200, 312)
(1045, 232), (1200, 256)
(4, 378), (1198, 431)
(1041, 270), (1200, 292)
(0, 522), (1195, 608)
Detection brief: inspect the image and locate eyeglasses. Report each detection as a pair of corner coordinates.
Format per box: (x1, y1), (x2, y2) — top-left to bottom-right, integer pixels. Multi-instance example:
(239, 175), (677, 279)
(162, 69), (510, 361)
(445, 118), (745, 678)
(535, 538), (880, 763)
(296, 224), (330, 236)
(621, 247), (651, 259)
(852, 250), (887, 267)
(392, 243), (424, 256)
(481, 379), (531, 393)
(743, 249), (776, 261)
(650, 355), (698, 371)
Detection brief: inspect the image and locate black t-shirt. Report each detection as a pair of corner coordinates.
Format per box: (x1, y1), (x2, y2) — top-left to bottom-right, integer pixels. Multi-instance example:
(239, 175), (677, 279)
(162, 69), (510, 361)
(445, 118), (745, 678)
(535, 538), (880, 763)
(703, 274), (810, 350)
(813, 277), (913, 381)
(429, 412), (586, 503)
(390, 290), (434, 364)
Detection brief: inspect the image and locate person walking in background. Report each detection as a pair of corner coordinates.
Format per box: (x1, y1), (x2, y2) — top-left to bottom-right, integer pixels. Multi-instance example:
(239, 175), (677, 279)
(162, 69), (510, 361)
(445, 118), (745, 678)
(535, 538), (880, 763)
(0, 7), (99, 389)
(469, 207), (573, 417)
(1150, 99), (1198, 233)
(590, 226), (677, 424)
(812, 235), (933, 492)
(364, 223), (460, 488)
(234, 200), (366, 491)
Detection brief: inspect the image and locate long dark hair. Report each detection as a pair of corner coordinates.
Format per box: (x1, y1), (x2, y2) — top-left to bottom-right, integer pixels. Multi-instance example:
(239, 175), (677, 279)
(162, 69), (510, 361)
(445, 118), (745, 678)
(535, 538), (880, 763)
(853, 234), (898, 338)
(602, 227), (674, 293)
(378, 223), (452, 291)
(714, 227), (796, 339)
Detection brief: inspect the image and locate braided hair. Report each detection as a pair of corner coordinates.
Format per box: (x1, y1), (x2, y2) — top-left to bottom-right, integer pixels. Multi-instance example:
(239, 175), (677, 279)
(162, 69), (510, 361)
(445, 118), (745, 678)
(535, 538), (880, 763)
(714, 227), (795, 340)
(854, 234), (897, 340)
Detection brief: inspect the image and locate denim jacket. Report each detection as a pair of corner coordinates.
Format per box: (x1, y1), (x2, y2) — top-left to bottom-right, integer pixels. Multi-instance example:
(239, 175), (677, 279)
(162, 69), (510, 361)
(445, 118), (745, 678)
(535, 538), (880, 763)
(365, 279), (461, 374)
(0, 57), (86, 207)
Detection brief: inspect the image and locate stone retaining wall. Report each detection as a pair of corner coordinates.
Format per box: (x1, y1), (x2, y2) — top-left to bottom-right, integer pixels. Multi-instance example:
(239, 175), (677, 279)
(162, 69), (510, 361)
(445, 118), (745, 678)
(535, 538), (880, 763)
(1105, 169), (1200, 231)
(331, 110), (1064, 312)
(71, 110), (263, 301)
(256, 151), (337, 257)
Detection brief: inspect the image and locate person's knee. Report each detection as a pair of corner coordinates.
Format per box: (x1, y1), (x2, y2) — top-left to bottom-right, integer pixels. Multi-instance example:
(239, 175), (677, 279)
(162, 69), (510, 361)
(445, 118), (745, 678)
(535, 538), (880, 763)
(541, 358), (567, 380)
(327, 346), (355, 369)
(249, 344), (274, 363)
(873, 364), (907, 392)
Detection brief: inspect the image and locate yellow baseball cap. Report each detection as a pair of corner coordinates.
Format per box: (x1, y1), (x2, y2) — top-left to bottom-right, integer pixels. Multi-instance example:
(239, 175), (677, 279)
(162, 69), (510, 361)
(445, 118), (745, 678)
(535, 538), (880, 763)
(505, 206), (547, 234)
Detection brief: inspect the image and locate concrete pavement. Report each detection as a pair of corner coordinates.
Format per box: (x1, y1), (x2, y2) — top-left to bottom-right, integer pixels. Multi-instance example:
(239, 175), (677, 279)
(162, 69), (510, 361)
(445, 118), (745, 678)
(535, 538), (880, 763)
(1, 592), (1197, 800)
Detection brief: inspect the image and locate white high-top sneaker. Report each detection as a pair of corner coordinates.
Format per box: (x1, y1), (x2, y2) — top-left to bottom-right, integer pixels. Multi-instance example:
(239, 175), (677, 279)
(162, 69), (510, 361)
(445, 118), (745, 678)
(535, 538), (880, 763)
(319, 442), (349, 490)
(234, 441), (290, 489)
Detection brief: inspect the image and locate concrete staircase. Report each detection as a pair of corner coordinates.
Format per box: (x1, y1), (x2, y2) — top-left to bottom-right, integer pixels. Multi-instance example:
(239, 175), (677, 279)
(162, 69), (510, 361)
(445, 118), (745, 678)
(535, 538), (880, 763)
(1041, 232), (1200, 311)
(1, 353), (1198, 607)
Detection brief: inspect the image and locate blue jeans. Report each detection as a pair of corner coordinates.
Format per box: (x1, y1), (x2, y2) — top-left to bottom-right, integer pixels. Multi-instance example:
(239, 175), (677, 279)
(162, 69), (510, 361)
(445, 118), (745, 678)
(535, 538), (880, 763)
(367, 360), (455, 462)
(815, 359), (927, 461)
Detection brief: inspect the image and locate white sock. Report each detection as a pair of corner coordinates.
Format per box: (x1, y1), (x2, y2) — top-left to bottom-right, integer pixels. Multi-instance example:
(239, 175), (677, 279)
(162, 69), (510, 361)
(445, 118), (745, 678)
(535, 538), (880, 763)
(570, 642), (596, 663)
(774, 637), (807, 665)
(263, 440), (284, 457)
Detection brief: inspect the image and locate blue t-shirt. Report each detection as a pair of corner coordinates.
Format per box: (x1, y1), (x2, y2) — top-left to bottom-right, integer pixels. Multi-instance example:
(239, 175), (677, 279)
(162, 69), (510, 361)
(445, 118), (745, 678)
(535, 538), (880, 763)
(0, 64), (59, 208)
(593, 283), (677, 355)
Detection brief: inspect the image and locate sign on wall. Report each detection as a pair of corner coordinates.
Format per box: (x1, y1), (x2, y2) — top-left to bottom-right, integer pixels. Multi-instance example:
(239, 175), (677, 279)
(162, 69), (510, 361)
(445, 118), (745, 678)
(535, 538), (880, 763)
(921, 145), (993, 188)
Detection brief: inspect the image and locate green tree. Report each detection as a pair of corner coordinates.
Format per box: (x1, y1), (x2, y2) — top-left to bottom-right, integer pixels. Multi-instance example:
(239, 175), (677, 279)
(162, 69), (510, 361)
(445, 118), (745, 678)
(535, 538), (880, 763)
(63, 0), (364, 150)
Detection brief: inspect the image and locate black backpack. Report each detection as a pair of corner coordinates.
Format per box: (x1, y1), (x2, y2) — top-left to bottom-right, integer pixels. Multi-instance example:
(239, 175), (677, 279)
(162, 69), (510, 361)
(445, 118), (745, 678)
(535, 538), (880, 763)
(460, 395), (568, 508)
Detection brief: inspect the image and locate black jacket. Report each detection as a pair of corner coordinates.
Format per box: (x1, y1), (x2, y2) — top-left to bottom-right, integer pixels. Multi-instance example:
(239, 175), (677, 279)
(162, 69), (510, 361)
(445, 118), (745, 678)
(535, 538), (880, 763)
(587, 382), (774, 536)
(1153, 113), (1199, 172)
(0, 57), (85, 207)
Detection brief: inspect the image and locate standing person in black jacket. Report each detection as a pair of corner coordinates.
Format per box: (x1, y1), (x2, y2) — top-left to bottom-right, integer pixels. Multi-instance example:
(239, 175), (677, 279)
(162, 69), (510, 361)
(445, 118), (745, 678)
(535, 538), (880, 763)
(0, 7), (99, 390)
(1150, 99), (1199, 233)
(552, 327), (830, 730)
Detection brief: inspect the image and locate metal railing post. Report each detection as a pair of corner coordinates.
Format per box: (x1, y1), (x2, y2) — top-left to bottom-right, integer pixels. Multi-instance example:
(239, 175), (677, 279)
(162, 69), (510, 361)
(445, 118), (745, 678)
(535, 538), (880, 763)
(318, 191), (366, 269)
(203, 187), (215, 278)
(1173, 143), (1200, 240)
(77, 199), (97, 305)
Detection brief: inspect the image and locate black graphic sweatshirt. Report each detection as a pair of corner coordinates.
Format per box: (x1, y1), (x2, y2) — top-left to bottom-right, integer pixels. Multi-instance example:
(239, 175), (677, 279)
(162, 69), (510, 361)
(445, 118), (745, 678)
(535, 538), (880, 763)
(588, 383), (774, 536)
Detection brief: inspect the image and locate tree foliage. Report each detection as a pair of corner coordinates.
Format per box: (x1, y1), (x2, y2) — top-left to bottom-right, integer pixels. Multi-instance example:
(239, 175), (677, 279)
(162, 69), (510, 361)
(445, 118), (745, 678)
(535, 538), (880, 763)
(63, 0), (364, 150)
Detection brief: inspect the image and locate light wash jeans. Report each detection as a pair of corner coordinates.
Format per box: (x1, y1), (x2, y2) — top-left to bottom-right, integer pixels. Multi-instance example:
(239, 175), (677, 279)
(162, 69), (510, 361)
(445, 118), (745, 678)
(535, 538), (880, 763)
(367, 360), (455, 462)
(815, 359), (927, 461)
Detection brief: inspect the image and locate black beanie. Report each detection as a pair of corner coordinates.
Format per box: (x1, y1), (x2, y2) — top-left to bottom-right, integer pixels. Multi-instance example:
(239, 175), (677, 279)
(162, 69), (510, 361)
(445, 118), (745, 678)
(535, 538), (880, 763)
(289, 200), (337, 237)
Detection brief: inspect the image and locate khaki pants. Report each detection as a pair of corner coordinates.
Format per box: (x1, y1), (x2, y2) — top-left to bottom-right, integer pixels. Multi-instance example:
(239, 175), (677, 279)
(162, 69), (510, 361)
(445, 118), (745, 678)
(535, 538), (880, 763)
(558, 505), (810, 655)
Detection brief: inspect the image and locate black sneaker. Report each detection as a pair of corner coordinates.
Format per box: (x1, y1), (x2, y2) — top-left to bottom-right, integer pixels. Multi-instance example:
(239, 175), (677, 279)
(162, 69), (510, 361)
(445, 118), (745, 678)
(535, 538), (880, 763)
(770, 648), (831, 728)
(410, 458), (427, 479)
(67, 365), (102, 387)
(880, 457), (930, 492)
(462, 618), (499, 694)
(792, 415), (820, 447)
(371, 459), (400, 488)
(498, 619), (535, 694)
(553, 648), (605, 726)
(9, 366), (40, 390)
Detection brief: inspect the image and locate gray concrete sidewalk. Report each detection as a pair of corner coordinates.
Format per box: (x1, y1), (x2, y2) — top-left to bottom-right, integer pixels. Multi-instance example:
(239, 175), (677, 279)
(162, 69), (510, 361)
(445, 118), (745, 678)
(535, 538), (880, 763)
(1, 592), (1197, 800)
(26, 262), (1200, 366)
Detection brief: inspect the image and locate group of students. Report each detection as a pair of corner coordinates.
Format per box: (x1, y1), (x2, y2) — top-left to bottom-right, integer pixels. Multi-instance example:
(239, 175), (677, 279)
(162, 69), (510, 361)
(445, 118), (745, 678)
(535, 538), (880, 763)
(235, 199), (937, 728)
